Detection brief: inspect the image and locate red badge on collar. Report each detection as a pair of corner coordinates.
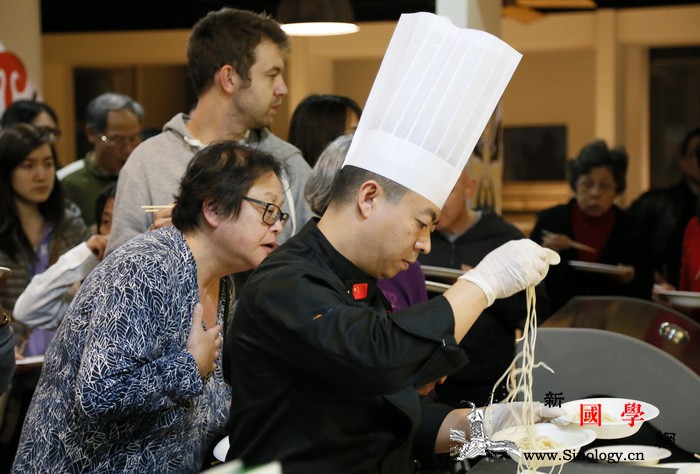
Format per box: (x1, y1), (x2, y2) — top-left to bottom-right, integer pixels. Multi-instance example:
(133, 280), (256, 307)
(351, 283), (368, 300)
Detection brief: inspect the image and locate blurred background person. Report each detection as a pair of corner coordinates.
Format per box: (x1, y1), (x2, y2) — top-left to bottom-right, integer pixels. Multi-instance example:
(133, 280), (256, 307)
(304, 135), (428, 312)
(0, 270), (13, 458)
(0, 298), (14, 446)
(418, 169), (550, 407)
(0, 300), (13, 397)
(531, 139), (654, 313)
(93, 181), (116, 236)
(628, 127), (700, 291)
(11, 183), (115, 332)
(677, 145), (700, 323)
(680, 204), (700, 323)
(0, 124), (91, 471)
(107, 8), (312, 255)
(1, 99), (62, 163)
(13, 142), (287, 473)
(0, 124), (91, 356)
(57, 92), (144, 231)
(288, 94), (361, 168)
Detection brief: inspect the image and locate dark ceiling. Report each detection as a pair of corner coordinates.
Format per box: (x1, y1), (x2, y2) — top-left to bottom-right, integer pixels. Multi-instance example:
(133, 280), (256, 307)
(41, 0), (700, 33)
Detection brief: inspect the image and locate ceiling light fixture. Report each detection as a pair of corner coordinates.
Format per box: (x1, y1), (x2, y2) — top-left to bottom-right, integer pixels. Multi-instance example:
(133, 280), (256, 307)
(276, 0), (360, 36)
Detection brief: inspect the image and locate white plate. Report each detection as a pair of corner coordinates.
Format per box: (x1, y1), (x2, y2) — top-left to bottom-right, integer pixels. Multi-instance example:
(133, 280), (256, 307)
(568, 260), (634, 276)
(653, 464), (700, 470)
(491, 423), (596, 468)
(425, 280), (450, 294)
(15, 355), (44, 366)
(655, 288), (700, 309)
(584, 445), (671, 466)
(201, 459), (243, 474)
(678, 465), (700, 474)
(420, 265), (463, 280)
(559, 397), (659, 439)
(213, 436), (229, 462)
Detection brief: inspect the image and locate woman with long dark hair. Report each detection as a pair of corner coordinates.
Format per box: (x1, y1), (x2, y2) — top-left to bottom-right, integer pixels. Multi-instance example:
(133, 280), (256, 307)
(288, 94), (362, 168)
(0, 124), (89, 356)
(0, 124), (90, 470)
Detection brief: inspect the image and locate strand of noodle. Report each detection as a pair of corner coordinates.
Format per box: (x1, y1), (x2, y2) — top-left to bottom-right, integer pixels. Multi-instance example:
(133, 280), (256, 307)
(487, 287), (559, 474)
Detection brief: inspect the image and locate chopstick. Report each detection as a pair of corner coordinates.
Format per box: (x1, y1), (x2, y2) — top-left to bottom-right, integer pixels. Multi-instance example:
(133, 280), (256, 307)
(542, 230), (596, 253)
(141, 204), (174, 213)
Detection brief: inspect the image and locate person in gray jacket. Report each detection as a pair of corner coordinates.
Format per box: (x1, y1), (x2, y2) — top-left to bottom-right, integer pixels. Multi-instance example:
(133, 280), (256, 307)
(106, 7), (312, 254)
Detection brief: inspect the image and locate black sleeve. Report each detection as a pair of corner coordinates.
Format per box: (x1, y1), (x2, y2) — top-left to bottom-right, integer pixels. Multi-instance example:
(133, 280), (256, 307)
(413, 397), (455, 463)
(235, 272), (467, 395)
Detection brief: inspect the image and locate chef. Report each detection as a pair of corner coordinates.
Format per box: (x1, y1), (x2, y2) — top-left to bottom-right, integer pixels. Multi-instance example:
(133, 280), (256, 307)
(224, 12), (561, 473)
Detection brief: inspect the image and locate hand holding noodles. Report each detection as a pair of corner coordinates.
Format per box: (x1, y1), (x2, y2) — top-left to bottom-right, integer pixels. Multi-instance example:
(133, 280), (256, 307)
(484, 402), (566, 437)
(460, 239), (560, 306)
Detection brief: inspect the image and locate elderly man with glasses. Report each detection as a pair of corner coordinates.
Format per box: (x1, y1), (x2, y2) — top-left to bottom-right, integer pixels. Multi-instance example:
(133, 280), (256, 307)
(57, 92), (144, 230)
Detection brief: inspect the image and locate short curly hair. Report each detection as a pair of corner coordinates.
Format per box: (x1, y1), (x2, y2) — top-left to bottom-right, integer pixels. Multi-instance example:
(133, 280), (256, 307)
(568, 139), (628, 194)
(172, 141), (286, 232)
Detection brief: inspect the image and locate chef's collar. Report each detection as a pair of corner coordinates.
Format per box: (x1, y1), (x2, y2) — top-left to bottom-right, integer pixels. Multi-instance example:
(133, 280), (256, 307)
(301, 219), (372, 284)
(301, 220), (392, 308)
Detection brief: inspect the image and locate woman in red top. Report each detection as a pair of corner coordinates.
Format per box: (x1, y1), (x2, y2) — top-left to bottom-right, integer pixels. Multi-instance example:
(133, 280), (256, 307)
(531, 139), (654, 313)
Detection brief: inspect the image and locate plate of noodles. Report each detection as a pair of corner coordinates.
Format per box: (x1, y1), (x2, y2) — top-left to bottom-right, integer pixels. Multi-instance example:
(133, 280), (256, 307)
(491, 423), (596, 468)
(558, 397), (659, 439)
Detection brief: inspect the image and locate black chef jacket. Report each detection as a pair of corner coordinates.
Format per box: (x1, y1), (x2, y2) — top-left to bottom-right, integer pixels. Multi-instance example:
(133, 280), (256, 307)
(224, 220), (469, 473)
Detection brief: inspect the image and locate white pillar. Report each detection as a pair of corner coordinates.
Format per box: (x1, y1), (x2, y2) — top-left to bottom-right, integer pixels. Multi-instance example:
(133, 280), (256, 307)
(594, 9), (621, 147)
(436, 0), (505, 212)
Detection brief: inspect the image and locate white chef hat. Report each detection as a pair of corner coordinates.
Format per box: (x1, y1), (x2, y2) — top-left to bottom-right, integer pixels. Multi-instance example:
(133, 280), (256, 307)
(343, 12), (522, 208)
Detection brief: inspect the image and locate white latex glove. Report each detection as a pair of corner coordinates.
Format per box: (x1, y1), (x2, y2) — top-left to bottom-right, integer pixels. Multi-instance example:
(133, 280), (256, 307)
(483, 402), (566, 437)
(459, 239), (560, 306)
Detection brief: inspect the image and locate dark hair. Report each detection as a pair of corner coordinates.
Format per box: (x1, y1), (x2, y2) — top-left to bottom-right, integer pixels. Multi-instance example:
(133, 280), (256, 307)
(568, 139), (628, 194)
(1, 100), (58, 128)
(172, 141), (285, 232)
(0, 124), (64, 261)
(288, 94), (362, 167)
(681, 127), (700, 157)
(327, 165), (408, 211)
(187, 7), (290, 97)
(94, 182), (118, 234)
(86, 92), (144, 132)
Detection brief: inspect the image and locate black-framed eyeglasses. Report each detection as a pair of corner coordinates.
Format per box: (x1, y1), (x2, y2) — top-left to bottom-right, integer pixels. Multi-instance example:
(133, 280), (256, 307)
(99, 133), (142, 148)
(242, 196), (289, 226)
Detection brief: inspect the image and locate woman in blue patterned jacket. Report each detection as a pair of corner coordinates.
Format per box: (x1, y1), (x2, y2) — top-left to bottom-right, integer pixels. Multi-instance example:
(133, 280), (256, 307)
(13, 141), (288, 473)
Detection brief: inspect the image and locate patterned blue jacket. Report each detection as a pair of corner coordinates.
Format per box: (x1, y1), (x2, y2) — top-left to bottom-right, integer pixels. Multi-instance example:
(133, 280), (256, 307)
(13, 227), (231, 473)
